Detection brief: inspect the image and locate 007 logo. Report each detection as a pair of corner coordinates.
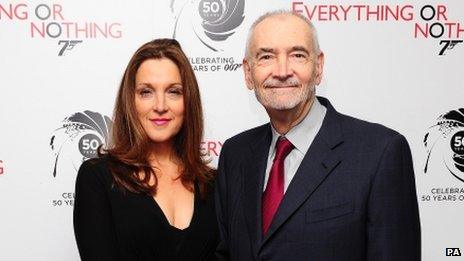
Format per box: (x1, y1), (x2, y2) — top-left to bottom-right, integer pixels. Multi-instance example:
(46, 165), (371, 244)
(171, 0), (245, 51)
(50, 110), (112, 177)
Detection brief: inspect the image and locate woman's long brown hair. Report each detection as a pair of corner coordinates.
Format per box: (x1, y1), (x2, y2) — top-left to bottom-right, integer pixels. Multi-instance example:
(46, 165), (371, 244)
(104, 38), (214, 198)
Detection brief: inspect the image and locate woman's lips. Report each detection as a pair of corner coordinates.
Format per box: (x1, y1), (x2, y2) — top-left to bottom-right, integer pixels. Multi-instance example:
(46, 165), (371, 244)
(150, 118), (170, 126)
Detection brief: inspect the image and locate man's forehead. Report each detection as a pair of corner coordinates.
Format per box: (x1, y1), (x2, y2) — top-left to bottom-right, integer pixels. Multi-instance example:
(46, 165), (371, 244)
(250, 14), (312, 52)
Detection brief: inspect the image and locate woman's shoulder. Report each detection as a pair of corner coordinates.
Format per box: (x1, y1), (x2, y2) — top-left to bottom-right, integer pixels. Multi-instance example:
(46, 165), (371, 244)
(76, 155), (116, 187)
(197, 173), (217, 201)
(79, 154), (114, 173)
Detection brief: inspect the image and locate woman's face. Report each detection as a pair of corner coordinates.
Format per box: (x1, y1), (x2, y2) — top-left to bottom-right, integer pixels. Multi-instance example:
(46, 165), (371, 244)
(134, 58), (184, 145)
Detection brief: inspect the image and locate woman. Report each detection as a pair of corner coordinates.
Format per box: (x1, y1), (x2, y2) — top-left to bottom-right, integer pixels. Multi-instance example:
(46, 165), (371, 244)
(74, 39), (218, 260)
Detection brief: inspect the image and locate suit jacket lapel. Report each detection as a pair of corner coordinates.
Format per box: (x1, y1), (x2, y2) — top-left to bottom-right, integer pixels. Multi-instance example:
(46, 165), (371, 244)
(242, 124), (272, 254)
(260, 97), (344, 247)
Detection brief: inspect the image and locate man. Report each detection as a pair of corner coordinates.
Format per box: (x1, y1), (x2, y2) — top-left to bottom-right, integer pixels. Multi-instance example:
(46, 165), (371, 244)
(215, 10), (421, 261)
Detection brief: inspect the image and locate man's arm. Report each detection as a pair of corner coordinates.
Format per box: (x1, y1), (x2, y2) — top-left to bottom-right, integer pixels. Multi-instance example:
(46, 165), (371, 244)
(367, 134), (421, 260)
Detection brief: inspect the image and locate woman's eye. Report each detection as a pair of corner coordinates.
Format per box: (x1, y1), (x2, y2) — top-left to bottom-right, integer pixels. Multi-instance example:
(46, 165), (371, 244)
(139, 88), (153, 98)
(168, 87), (183, 95)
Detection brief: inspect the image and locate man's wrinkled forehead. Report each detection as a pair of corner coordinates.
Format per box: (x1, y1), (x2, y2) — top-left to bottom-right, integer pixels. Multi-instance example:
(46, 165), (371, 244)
(248, 14), (314, 55)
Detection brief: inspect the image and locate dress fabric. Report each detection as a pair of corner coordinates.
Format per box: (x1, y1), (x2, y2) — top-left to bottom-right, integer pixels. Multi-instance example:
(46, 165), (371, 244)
(73, 157), (219, 261)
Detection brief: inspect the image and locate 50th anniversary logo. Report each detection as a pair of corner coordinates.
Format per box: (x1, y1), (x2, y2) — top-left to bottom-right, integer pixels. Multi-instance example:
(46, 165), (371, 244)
(421, 109), (464, 203)
(49, 110), (112, 207)
(171, 0), (245, 72)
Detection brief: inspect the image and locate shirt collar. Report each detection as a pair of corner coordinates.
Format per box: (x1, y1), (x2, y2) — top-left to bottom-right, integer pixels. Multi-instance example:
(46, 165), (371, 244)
(270, 98), (326, 154)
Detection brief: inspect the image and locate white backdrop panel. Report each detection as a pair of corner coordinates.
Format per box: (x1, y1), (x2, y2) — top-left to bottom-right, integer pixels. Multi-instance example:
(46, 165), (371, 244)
(0, 0), (463, 260)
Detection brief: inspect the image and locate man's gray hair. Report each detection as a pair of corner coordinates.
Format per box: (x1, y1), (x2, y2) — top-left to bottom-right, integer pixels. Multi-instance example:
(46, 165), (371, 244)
(244, 10), (321, 58)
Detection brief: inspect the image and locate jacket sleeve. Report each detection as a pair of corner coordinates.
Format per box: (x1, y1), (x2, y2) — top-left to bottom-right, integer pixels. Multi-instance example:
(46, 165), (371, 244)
(367, 134), (421, 260)
(214, 140), (230, 261)
(73, 160), (119, 261)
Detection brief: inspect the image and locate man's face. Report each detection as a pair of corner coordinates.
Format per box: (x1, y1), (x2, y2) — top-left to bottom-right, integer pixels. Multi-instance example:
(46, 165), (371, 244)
(243, 15), (324, 111)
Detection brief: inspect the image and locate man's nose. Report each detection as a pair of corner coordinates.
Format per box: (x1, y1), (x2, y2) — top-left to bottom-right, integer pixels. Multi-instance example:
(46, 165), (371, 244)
(273, 55), (292, 79)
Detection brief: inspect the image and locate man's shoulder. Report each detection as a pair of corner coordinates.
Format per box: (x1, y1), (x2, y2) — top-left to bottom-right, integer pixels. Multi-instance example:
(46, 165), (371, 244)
(320, 97), (402, 140)
(224, 123), (269, 148)
(223, 123), (271, 151)
(336, 112), (406, 148)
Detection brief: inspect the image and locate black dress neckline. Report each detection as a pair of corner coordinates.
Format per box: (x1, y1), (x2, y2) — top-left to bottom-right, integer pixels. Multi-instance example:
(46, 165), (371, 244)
(147, 183), (199, 232)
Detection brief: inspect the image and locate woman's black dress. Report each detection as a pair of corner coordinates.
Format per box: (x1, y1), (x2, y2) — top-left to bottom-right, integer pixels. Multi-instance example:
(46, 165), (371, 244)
(73, 157), (219, 260)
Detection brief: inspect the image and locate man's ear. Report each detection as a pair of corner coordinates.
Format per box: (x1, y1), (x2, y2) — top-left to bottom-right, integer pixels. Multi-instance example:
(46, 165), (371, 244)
(314, 51), (325, 86)
(243, 58), (254, 90)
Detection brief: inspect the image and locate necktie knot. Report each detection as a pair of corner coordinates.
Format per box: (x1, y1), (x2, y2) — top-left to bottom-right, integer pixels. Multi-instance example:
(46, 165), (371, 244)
(274, 137), (294, 162)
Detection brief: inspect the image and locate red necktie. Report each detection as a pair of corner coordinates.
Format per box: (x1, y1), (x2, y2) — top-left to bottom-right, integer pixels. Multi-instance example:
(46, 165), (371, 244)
(262, 137), (294, 235)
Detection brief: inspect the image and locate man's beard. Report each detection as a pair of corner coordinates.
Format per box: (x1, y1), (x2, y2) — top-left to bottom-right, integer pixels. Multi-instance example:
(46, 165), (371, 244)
(253, 76), (315, 111)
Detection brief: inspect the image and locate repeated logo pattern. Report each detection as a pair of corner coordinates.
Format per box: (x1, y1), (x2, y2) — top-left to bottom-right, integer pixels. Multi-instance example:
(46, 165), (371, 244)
(424, 108), (464, 182)
(172, 0), (245, 51)
(50, 111), (112, 177)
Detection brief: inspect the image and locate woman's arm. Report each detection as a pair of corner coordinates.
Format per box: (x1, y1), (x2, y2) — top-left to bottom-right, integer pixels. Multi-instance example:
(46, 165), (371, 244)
(73, 160), (119, 261)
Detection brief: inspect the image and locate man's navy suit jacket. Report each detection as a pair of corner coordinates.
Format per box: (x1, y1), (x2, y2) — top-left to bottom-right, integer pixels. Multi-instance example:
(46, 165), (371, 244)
(215, 97), (421, 261)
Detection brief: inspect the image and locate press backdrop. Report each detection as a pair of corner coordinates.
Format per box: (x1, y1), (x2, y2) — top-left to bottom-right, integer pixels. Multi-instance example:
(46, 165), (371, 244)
(1, 0), (463, 260)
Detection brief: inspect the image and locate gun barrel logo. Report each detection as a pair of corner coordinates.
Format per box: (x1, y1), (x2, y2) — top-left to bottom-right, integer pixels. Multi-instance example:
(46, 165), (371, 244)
(424, 108), (464, 182)
(50, 110), (112, 177)
(172, 0), (245, 52)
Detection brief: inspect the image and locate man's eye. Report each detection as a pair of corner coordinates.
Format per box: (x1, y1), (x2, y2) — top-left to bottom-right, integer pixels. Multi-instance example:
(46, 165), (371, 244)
(260, 54), (272, 60)
(290, 53), (309, 63)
